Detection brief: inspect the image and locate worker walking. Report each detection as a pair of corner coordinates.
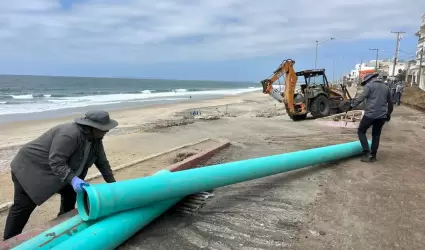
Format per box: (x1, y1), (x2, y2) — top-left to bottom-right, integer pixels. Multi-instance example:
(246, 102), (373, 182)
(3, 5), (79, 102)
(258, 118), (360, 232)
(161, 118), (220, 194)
(390, 80), (397, 103)
(2, 110), (118, 241)
(395, 81), (404, 105)
(348, 73), (393, 162)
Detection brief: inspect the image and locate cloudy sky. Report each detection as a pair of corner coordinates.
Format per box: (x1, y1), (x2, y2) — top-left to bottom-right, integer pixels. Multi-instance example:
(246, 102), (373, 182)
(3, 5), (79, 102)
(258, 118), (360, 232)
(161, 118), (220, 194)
(0, 0), (424, 81)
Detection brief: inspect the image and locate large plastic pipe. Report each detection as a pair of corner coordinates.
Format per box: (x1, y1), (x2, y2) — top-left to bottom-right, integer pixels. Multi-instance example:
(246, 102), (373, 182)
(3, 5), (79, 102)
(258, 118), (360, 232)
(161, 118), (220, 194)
(51, 170), (182, 250)
(12, 170), (173, 250)
(78, 140), (366, 221)
(11, 215), (95, 250)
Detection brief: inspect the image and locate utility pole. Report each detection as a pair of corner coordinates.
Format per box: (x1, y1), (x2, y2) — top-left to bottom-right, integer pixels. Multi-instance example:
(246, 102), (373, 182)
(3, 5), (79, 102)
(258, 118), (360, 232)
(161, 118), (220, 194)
(369, 48), (380, 71)
(391, 31), (405, 77)
(406, 60), (411, 85)
(314, 37), (335, 69)
(358, 59), (363, 85)
(418, 47), (424, 88)
(333, 57), (343, 84)
(315, 40), (318, 69)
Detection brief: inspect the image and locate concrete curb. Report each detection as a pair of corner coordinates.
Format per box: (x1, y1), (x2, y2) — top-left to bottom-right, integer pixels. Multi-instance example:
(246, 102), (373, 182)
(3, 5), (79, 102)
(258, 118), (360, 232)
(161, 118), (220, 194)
(0, 138), (211, 214)
(84, 138), (211, 181)
(166, 140), (230, 172)
(0, 140), (230, 249)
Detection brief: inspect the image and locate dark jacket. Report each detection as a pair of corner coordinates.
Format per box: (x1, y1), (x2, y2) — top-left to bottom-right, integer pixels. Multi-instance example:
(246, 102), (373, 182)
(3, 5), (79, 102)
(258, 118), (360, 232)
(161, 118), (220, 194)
(11, 122), (116, 205)
(352, 79), (393, 119)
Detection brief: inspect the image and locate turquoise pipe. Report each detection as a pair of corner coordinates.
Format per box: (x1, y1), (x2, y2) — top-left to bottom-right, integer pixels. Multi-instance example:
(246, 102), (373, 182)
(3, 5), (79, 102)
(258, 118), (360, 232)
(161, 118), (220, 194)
(51, 170), (183, 250)
(11, 215), (95, 250)
(78, 140), (367, 221)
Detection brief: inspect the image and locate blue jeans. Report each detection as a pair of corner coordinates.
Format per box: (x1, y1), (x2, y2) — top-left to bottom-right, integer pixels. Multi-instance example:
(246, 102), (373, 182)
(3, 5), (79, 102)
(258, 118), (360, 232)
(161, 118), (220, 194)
(395, 92), (402, 105)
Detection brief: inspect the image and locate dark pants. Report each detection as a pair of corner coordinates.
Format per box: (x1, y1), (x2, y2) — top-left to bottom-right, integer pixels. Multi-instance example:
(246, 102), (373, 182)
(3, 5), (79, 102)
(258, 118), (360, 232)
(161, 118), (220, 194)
(3, 172), (77, 240)
(395, 92), (402, 105)
(391, 89), (396, 103)
(357, 116), (386, 157)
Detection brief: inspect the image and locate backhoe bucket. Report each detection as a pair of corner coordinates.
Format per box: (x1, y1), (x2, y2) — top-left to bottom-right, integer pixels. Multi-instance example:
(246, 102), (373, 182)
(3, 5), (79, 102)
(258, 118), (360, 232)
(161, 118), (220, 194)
(269, 88), (283, 102)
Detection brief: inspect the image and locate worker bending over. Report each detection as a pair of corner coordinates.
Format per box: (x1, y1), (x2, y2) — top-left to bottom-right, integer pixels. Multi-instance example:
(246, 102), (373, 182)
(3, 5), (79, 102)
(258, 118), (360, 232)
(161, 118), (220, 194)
(3, 110), (118, 240)
(349, 73), (393, 162)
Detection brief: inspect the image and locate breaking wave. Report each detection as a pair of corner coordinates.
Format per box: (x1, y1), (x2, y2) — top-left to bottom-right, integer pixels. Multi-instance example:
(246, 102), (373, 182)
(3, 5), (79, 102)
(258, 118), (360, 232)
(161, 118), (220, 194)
(0, 87), (261, 115)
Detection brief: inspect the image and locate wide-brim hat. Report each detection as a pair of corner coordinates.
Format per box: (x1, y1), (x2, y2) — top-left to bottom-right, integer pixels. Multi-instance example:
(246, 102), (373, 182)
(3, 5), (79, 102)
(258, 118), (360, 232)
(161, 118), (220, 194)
(74, 110), (118, 131)
(361, 72), (379, 85)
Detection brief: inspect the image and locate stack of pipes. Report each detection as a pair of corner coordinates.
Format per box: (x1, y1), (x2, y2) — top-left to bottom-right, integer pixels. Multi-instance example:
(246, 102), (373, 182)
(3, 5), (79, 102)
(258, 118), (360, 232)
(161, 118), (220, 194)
(12, 140), (367, 250)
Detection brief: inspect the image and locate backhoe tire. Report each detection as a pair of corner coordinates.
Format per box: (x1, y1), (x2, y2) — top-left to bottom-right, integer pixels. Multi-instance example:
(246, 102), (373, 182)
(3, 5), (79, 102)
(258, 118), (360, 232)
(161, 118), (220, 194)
(310, 95), (330, 118)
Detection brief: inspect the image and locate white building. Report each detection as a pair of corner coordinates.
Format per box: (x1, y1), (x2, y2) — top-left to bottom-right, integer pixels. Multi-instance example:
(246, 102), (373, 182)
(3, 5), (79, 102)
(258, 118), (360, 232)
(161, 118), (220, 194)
(381, 61), (408, 78)
(346, 59), (408, 82)
(410, 14), (425, 89)
(346, 62), (375, 80)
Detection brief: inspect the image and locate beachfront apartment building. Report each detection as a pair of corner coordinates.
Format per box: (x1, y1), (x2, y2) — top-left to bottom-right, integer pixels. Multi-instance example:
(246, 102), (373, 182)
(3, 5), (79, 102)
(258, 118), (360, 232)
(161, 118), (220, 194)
(410, 14), (425, 90)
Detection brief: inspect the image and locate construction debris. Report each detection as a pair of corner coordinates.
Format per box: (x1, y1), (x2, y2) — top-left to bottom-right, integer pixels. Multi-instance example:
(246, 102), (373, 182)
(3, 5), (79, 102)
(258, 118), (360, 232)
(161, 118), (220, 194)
(315, 110), (364, 129)
(330, 110), (364, 122)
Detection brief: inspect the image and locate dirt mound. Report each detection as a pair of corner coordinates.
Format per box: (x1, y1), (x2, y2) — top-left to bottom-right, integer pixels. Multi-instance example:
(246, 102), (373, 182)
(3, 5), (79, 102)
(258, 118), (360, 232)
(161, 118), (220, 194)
(172, 152), (196, 163)
(402, 86), (425, 111)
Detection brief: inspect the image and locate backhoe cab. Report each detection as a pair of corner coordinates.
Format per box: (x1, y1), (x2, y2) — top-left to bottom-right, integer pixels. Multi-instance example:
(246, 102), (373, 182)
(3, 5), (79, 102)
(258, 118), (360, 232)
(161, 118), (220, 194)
(260, 59), (350, 121)
(294, 69), (348, 119)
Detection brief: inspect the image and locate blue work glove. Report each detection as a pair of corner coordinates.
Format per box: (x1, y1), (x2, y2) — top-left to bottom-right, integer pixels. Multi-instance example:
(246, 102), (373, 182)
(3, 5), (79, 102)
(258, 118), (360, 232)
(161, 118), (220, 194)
(71, 176), (89, 193)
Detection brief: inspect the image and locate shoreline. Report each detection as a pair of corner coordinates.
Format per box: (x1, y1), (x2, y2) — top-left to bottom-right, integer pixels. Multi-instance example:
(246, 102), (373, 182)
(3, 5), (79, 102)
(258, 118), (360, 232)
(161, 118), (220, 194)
(0, 91), (261, 149)
(0, 92), (253, 126)
(0, 91), (260, 124)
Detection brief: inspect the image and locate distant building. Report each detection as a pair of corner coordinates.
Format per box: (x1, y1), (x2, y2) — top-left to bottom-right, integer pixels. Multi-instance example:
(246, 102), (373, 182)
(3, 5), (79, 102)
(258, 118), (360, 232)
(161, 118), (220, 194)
(410, 14), (425, 89)
(346, 62), (375, 81)
(381, 61), (408, 78)
(405, 60), (417, 84)
(346, 59), (407, 83)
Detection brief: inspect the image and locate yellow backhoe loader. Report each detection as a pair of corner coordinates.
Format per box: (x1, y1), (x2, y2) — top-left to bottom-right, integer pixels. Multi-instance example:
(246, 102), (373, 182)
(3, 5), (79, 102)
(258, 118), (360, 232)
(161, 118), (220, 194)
(260, 59), (352, 121)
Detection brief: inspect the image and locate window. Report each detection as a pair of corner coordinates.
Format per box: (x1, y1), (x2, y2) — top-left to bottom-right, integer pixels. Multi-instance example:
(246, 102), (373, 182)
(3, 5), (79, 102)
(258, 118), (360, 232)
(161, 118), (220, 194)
(306, 75), (325, 85)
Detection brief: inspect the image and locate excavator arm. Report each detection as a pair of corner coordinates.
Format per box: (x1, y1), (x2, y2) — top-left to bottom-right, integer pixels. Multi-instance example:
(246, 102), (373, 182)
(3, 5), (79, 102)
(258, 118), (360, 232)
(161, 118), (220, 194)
(260, 59), (298, 113)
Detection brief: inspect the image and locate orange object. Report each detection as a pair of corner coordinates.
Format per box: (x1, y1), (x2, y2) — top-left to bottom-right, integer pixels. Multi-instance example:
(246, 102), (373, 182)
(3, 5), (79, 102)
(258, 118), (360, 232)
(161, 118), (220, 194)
(359, 69), (376, 79)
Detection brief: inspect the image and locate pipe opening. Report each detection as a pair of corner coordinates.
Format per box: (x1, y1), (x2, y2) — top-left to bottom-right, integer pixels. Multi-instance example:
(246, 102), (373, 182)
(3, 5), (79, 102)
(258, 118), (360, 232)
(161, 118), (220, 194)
(83, 189), (90, 216)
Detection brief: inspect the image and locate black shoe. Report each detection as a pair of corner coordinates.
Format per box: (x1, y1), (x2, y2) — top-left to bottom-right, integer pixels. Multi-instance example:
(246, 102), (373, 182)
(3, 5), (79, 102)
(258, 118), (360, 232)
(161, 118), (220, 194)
(370, 154), (377, 162)
(361, 152), (373, 162)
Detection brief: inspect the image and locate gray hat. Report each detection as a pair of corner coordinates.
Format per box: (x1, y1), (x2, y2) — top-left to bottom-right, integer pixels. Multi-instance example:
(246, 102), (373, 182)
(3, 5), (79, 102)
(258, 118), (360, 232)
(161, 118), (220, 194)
(361, 72), (379, 85)
(74, 110), (118, 131)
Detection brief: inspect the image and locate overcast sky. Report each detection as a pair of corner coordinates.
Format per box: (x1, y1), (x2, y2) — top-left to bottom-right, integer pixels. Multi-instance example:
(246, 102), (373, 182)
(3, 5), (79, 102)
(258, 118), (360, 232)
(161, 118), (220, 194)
(0, 0), (424, 81)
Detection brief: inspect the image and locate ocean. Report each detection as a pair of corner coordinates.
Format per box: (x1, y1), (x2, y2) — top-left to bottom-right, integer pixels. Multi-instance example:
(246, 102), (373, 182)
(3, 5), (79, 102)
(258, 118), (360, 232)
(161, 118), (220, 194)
(0, 75), (261, 122)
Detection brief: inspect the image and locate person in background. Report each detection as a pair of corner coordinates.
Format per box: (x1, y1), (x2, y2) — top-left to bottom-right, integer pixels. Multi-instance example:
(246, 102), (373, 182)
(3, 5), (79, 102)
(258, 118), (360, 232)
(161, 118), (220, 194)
(348, 73), (393, 162)
(2, 110), (118, 241)
(395, 81), (404, 106)
(390, 80), (397, 103)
